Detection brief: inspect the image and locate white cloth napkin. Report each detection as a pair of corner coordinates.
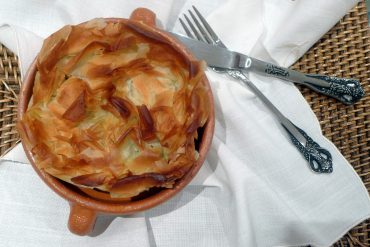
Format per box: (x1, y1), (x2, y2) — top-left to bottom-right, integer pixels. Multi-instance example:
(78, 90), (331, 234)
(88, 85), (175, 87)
(1, 0), (369, 246)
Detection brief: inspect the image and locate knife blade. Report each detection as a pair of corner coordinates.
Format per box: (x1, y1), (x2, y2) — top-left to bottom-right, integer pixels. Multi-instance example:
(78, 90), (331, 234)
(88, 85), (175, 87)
(169, 32), (364, 105)
(171, 32), (249, 71)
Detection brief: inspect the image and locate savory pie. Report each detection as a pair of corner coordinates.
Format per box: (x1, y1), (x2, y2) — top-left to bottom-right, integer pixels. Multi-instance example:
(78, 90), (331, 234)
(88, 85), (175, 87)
(18, 18), (210, 199)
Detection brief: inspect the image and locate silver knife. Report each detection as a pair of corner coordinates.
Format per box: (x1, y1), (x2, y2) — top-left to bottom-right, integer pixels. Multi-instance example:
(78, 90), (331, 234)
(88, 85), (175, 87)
(170, 32), (364, 105)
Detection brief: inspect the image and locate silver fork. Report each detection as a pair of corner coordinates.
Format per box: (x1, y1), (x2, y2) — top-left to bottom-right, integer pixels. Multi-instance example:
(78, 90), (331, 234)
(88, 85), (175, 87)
(179, 7), (364, 106)
(179, 6), (333, 173)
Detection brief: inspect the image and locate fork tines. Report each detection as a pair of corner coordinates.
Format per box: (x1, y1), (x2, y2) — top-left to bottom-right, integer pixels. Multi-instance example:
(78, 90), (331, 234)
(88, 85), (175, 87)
(179, 6), (226, 48)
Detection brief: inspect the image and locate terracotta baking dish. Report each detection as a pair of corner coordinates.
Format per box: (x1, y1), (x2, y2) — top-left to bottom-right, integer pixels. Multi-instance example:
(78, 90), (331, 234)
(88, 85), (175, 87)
(17, 8), (215, 236)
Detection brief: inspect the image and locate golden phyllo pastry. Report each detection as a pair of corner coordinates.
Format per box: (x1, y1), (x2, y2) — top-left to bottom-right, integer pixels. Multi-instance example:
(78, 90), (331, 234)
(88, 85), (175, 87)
(18, 18), (210, 198)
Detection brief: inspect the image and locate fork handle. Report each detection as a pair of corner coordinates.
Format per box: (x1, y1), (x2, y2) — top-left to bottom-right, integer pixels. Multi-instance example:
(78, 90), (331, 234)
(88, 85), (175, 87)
(228, 70), (333, 173)
(281, 120), (333, 173)
(247, 58), (364, 105)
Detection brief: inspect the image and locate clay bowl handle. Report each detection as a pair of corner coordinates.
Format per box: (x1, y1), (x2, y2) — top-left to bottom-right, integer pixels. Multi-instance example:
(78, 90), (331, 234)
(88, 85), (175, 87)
(130, 8), (156, 26)
(68, 204), (97, 236)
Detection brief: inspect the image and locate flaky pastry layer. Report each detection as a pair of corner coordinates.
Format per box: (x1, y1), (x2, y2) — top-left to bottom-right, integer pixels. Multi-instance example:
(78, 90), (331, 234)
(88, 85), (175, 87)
(18, 18), (209, 198)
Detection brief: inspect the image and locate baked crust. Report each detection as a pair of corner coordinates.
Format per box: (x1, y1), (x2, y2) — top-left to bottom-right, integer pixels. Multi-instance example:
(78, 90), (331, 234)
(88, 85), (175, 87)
(18, 18), (209, 198)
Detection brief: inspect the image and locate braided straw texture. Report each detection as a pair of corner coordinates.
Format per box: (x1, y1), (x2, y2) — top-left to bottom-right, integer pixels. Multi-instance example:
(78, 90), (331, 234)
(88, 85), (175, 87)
(0, 1), (369, 245)
(0, 43), (20, 157)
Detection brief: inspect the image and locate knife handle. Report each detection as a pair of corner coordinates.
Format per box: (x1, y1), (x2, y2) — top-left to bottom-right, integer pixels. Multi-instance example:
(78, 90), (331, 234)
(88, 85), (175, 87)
(300, 74), (364, 105)
(248, 58), (364, 105)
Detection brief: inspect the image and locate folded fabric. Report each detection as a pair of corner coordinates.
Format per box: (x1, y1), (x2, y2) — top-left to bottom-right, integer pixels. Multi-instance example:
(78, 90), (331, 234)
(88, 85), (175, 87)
(1, 0), (369, 246)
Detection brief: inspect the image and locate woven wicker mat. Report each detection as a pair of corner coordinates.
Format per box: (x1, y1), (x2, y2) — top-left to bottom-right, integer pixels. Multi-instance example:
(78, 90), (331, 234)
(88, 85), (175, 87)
(291, 1), (370, 246)
(0, 1), (369, 246)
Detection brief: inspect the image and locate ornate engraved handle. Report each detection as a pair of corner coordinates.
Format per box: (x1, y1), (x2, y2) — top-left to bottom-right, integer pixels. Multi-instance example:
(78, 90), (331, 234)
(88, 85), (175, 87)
(282, 122), (333, 173)
(249, 59), (364, 105)
(304, 74), (365, 105)
(226, 69), (333, 174)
